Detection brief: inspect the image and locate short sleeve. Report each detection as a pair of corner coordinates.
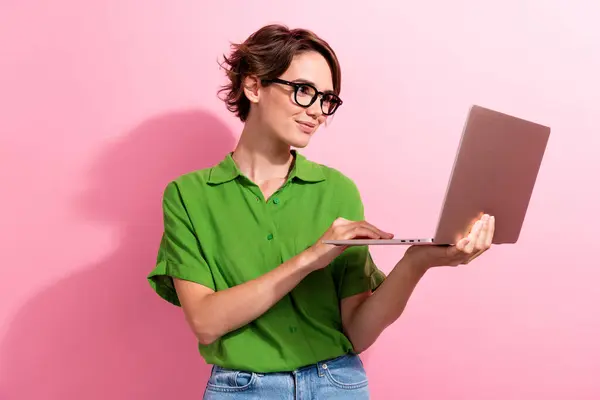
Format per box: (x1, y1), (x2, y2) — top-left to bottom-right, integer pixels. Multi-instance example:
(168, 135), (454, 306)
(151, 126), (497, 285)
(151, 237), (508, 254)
(332, 177), (386, 299)
(147, 181), (216, 306)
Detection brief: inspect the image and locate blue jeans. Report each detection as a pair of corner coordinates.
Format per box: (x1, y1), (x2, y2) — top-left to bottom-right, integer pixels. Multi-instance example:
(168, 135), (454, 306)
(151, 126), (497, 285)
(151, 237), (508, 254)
(203, 353), (370, 399)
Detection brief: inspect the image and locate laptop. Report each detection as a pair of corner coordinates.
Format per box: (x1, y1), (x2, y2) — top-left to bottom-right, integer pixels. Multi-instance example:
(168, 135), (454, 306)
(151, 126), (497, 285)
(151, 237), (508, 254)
(324, 104), (551, 246)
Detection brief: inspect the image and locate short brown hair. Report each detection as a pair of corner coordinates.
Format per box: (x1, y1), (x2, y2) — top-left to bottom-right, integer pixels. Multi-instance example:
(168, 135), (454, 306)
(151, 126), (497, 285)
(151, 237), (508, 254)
(218, 24), (342, 122)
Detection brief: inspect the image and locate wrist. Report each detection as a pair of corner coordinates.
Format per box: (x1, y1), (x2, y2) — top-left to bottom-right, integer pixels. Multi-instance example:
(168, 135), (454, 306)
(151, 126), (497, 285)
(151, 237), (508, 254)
(399, 251), (432, 275)
(297, 246), (325, 272)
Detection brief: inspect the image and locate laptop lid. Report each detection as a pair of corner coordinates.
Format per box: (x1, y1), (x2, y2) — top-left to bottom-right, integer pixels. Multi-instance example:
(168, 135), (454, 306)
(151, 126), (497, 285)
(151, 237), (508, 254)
(433, 105), (551, 245)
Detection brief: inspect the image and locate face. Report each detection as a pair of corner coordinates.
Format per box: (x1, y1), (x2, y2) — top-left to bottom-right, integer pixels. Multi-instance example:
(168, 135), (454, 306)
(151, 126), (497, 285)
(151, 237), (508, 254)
(245, 51), (337, 148)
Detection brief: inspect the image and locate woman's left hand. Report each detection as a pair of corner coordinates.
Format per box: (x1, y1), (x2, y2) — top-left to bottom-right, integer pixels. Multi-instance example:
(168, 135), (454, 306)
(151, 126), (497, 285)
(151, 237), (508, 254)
(404, 214), (495, 270)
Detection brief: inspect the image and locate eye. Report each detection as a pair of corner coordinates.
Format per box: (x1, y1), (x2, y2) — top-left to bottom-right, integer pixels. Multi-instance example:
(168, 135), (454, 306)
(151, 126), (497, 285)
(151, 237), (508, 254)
(297, 84), (315, 96)
(322, 94), (337, 105)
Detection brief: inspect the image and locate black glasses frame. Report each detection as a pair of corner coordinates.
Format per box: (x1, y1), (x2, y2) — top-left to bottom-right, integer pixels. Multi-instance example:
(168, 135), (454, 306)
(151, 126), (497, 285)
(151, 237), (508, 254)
(262, 78), (343, 115)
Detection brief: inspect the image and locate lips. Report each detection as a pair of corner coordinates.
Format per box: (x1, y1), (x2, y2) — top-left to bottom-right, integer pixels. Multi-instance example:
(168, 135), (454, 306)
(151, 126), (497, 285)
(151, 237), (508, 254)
(296, 120), (316, 134)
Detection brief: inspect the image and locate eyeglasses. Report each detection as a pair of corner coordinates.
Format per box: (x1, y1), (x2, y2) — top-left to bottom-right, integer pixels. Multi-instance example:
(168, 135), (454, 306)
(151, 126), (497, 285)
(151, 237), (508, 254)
(262, 78), (343, 116)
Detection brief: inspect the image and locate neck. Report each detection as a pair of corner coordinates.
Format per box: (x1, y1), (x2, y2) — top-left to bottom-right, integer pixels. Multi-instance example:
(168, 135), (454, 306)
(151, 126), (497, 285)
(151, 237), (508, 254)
(232, 117), (294, 184)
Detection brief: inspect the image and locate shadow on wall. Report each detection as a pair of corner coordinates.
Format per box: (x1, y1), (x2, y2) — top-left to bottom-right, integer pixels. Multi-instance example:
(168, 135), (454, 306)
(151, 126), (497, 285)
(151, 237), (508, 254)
(0, 110), (237, 400)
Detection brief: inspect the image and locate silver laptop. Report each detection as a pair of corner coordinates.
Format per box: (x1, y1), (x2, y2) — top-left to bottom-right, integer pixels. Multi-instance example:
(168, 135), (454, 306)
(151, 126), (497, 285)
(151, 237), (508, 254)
(324, 104), (551, 246)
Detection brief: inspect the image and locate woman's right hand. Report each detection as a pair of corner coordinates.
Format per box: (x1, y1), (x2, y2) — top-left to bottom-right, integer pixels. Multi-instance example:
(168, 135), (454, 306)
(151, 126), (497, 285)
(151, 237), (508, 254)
(306, 217), (394, 270)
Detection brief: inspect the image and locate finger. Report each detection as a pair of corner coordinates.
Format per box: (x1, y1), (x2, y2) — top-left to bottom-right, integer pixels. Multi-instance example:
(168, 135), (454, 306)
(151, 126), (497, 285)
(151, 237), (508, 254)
(463, 220), (483, 254)
(484, 216), (495, 247)
(463, 212), (484, 237)
(358, 220), (394, 239)
(343, 226), (384, 240)
(341, 221), (391, 240)
(474, 215), (490, 250)
(333, 217), (352, 227)
(466, 222), (491, 263)
(455, 237), (471, 252)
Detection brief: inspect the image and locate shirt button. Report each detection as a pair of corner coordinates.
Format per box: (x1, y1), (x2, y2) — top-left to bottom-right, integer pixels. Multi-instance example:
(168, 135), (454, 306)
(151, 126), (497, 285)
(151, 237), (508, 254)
(289, 326), (297, 333)
(266, 233), (274, 240)
(273, 197), (280, 204)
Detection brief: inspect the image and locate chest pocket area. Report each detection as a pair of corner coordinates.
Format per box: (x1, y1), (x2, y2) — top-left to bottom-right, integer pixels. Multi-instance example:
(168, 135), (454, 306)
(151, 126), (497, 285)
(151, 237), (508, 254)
(205, 209), (288, 289)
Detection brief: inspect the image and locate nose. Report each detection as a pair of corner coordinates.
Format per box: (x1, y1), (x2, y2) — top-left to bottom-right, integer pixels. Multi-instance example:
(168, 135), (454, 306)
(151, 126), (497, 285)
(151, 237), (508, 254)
(306, 98), (323, 119)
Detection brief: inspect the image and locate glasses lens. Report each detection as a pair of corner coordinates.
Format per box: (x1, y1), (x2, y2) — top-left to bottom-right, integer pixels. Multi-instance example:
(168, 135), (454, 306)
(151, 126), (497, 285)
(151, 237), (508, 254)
(295, 84), (317, 106)
(321, 94), (341, 115)
(293, 83), (341, 115)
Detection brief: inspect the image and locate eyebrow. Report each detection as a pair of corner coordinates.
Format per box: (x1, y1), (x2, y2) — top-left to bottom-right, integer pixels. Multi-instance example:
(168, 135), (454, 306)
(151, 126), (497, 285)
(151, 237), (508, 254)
(292, 79), (336, 95)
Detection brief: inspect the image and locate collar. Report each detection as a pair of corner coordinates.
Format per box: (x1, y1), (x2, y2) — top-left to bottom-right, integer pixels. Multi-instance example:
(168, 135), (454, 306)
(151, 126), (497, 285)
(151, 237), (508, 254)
(207, 150), (326, 185)
(207, 152), (240, 184)
(290, 151), (326, 183)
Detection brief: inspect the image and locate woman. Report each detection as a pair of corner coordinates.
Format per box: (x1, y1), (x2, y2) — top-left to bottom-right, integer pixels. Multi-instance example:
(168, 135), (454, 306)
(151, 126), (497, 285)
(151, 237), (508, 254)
(148, 24), (494, 399)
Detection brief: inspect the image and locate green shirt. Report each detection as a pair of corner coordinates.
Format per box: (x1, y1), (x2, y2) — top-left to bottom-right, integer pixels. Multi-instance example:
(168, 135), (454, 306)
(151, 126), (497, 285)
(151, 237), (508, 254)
(148, 150), (385, 373)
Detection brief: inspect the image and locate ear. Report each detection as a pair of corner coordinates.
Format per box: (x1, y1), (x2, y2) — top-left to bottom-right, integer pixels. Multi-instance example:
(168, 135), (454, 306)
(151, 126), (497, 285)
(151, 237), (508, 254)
(242, 75), (261, 104)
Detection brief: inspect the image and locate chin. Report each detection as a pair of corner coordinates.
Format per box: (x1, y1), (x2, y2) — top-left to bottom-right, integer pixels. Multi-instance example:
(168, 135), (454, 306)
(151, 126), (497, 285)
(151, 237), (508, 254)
(286, 135), (312, 149)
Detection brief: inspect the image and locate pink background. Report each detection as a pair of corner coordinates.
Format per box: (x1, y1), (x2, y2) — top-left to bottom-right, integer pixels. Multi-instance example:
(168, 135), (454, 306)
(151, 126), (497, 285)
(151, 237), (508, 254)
(1, 1), (598, 399)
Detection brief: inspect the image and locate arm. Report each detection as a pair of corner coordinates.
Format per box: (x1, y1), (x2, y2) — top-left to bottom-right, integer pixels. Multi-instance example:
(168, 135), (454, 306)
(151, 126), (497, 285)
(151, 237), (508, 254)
(341, 256), (427, 353)
(174, 217), (388, 346)
(149, 182), (324, 346)
(174, 250), (320, 345)
(341, 214), (495, 353)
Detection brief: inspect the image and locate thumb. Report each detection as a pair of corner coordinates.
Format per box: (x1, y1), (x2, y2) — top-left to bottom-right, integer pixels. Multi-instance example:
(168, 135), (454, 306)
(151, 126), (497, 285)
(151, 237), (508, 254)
(333, 217), (350, 226)
(454, 237), (471, 253)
